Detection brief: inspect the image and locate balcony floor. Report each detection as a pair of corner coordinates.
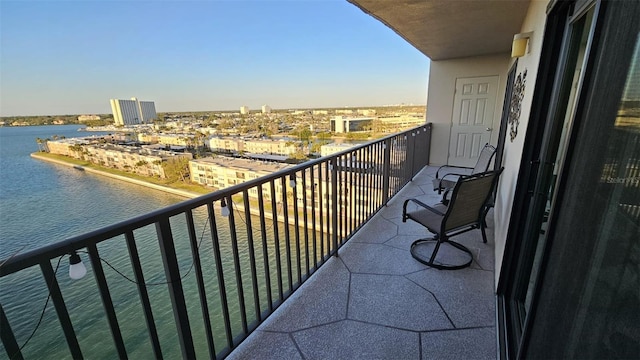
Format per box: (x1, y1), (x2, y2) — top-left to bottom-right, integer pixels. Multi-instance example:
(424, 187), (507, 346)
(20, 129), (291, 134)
(228, 166), (497, 360)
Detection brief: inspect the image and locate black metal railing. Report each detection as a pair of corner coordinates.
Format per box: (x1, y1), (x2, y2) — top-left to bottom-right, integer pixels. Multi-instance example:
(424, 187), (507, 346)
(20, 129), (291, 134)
(0, 124), (431, 359)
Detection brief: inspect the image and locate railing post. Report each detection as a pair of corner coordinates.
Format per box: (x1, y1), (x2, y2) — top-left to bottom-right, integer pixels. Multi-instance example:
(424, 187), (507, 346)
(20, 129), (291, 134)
(331, 157), (339, 257)
(40, 260), (83, 359)
(156, 218), (195, 359)
(382, 139), (391, 205)
(409, 131), (417, 180)
(0, 303), (22, 360)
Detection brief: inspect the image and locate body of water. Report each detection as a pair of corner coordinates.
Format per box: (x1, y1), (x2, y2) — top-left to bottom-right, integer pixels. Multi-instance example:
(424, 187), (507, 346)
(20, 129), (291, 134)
(0, 125), (314, 359)
(0, 125), (185, 258)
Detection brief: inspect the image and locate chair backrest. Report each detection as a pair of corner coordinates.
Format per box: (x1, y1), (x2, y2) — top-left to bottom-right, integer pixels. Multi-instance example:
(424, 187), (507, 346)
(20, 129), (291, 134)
(471, 144), (497, 174)
(442, 168), (503, 233)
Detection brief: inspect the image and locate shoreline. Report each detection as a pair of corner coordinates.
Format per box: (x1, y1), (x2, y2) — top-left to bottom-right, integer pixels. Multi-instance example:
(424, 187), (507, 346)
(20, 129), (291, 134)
(30, 153), (201, 199)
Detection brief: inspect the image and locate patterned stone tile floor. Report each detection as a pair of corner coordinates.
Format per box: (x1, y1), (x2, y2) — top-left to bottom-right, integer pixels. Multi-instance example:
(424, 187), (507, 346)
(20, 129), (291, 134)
(227, 166), (497, 360)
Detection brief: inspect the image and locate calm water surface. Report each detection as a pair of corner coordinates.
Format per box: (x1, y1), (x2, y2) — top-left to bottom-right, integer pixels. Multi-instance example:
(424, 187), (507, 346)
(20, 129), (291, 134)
(0, 125), (312, 359)
(0, 125), (185, 258)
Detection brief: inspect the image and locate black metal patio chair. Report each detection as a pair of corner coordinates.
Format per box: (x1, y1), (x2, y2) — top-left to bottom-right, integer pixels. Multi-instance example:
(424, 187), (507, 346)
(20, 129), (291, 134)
(433, 143), (496, 194)
(403, 169), (503, 270)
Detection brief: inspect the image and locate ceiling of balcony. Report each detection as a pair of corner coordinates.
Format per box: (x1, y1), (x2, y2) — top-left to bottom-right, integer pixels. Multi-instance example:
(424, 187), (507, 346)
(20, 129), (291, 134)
(347, 0), (531, 60)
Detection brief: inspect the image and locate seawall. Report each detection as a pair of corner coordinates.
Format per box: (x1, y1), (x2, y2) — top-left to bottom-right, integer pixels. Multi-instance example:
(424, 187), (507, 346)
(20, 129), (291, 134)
(30, 153), (200, 199)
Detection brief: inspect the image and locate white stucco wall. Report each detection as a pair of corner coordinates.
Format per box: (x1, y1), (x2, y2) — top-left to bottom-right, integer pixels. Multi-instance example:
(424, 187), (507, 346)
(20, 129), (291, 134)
(426, 54), (511, 166)
(493, 0), (549, 284)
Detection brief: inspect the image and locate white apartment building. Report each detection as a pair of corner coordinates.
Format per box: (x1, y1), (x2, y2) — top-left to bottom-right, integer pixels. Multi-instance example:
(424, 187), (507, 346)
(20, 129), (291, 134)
(262, 105), (272, 114)
(46, 137), (191, 178)
(240, 106), (250, 115)
(357, 109), (377, 116)
(330, 116), (374, 133)
(189, 157), (291, 194)
(77, 115), (101, 122)
(208, 137), (300, 156)
(110, 97), (157, 126)
(320, 143), (358, 157)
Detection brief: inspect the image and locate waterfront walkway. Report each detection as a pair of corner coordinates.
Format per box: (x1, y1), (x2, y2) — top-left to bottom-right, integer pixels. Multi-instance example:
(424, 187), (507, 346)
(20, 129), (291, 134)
(228, 166), (497, 360)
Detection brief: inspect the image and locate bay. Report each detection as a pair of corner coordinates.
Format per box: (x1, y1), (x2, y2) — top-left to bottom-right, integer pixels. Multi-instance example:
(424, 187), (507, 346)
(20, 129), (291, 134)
(0, 125), (185, 258)
(0, 125), (314, 359)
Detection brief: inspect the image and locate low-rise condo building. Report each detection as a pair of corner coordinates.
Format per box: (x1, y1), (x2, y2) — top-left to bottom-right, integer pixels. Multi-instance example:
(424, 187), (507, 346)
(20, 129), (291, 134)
(47, 137), (192, 178)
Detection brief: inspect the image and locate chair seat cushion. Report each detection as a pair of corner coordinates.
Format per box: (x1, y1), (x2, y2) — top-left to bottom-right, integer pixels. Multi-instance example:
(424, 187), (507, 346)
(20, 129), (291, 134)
(407, 203), (448, 232)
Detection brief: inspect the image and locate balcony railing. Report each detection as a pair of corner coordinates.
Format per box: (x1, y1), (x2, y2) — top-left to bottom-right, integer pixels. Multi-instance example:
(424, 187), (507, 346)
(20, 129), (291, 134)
(0, 124), (431, 359)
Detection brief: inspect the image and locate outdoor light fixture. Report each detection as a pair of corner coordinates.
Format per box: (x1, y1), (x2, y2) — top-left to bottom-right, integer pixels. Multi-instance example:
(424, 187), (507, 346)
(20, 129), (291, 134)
(220, 198), (230, 217)
(289, 174), (296, 188)
(512, 32), (533, 57)
(68, 251), (87, 280)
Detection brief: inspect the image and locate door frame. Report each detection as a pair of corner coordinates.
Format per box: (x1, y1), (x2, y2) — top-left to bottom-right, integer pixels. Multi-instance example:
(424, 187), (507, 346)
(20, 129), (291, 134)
(496, 0), (601, 357)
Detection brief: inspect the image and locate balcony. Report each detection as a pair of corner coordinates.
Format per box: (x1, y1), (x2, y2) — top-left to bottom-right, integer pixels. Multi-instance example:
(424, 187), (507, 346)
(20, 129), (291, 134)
(227, 165), (496, 360)
(0, 124), (494, 359)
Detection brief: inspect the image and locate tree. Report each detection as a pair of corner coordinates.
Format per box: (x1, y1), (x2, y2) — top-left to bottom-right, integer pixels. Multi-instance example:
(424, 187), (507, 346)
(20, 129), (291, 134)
(68, 144), (85, 159)
(35, 138), (46, 152)
(162, 157), (190, 182)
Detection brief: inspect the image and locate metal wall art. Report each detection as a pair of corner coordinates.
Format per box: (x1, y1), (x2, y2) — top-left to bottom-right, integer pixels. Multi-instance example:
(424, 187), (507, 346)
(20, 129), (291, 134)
(509, 69), (527, 142)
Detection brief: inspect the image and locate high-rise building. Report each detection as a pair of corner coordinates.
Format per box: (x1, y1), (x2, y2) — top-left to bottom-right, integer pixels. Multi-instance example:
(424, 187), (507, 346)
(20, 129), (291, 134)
(240, 106), (250, 115)
(262, 105), (271, 114)
(110, 97), (157, 126)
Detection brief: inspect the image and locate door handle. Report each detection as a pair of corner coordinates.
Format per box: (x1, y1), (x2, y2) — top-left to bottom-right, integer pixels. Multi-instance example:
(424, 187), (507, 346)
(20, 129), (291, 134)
(486, 128), (492, 131)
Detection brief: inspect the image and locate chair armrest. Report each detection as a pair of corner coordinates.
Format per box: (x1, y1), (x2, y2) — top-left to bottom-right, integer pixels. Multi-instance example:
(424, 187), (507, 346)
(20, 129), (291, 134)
(435, 165), (474, 179)
(433, 173), (465, 194)
(404, 198), (446, 216)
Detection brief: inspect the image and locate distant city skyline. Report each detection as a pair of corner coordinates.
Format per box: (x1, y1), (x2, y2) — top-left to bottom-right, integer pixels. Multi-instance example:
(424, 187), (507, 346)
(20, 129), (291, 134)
(0, 1), (429, 117)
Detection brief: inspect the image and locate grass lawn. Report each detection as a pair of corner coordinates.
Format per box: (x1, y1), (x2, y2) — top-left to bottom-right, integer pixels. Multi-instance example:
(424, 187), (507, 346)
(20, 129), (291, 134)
(34, 152), (212, 195)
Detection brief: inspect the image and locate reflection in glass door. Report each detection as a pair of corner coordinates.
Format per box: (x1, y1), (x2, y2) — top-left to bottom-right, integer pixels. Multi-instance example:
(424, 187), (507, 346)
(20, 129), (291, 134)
(522, 7), (596, 313)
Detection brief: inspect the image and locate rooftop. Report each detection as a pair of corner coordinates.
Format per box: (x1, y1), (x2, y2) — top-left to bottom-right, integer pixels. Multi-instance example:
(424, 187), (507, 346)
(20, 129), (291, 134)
(228, 166), (496, 359)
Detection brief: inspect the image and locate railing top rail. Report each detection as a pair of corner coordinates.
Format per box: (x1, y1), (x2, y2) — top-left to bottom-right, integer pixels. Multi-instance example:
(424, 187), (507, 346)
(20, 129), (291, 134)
(0, 124), (431, 276)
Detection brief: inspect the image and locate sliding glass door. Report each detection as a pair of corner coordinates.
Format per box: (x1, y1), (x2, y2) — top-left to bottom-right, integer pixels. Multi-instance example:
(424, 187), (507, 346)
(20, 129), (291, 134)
(498, 0), (640, 358)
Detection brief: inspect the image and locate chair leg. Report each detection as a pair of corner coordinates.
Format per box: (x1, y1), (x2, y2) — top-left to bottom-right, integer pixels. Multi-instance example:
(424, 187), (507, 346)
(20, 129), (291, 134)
(480, 206), (490, 243)
(410, 235), (473, 270)
(480, 222), (488, 244)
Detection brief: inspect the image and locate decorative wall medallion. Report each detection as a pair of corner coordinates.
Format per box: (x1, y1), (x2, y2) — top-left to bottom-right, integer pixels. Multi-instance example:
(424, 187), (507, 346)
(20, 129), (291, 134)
(509, 69), (527, 142)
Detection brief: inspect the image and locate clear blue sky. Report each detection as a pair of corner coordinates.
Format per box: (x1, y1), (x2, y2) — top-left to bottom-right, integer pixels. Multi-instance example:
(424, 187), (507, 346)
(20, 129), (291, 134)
(0, 0), (429, 116)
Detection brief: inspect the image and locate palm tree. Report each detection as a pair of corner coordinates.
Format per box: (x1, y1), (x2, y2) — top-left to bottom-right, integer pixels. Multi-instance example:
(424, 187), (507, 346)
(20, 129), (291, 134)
(35, 138), (44, 152)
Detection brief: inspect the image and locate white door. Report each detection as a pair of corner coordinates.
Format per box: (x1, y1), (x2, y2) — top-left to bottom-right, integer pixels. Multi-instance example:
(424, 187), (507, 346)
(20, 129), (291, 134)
(448, 76), (498, 167)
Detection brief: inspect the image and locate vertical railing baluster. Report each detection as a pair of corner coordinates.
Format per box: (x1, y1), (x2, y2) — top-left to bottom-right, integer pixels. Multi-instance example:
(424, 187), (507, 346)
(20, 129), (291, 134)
(337, 155), (343, 246)
(155, 218), (195, 359)
(256, 185), (273, 312)
(226, 195), (248, 335)
(291, 174), (302, 287)
(269, 180), (283, 302)
(377, 142), (384, 208)
(323, 162), (336, 260)
(349, 152), (355, 234)
(382, 138), (391, 205)
(318, 164), (324, 263)
(40, 259), (83, 359)
(331, 157), (339, 256)
(1, 302), (23, 360)
(367, 146), (373, 219)
(280, 177), (293, 294)
(360, 148), (366, 224)
(183, 211), (215, 359)
(87, 244), (128, 359)
(242, 190), (262, 322)
(310, 165), (318, 269)
(301, 170), (310, 276)
(125, 230), (163, 360)
(207, 202), (233, 351)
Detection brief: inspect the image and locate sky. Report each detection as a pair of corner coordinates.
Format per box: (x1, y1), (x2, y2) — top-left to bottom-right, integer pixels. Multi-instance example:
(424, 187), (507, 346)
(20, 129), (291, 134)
(0, 0), (430, 116)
